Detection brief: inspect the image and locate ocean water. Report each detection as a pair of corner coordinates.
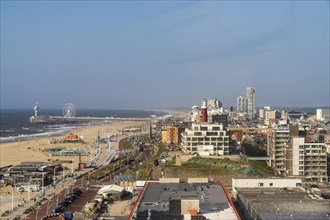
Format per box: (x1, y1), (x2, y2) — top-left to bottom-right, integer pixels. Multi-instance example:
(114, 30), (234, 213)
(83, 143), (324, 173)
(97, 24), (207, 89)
(0, 109), (166, 143)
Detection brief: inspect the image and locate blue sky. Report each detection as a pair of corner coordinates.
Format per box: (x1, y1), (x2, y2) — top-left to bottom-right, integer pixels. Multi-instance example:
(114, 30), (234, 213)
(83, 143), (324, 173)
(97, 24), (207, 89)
(1, 1), (329, 109)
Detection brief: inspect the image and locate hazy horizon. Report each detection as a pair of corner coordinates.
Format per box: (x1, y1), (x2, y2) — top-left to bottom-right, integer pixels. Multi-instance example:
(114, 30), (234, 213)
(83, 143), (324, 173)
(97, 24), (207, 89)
(1, 1), (329, 109)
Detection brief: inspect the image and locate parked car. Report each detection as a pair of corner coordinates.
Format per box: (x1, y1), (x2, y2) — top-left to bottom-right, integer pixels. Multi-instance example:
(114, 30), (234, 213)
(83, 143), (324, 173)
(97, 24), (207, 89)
(18, 187), (27, 192)
(59, 201), (70, 207)
(52, 205), (64, 213)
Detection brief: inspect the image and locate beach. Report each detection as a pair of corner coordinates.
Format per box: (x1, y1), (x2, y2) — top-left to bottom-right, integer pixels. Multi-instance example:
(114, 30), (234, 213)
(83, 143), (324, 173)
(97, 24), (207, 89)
(0, 121), (147, 168)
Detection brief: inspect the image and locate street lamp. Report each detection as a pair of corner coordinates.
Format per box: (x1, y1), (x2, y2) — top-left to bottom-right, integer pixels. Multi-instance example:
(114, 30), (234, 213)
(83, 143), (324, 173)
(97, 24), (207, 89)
(46, 199), (51, 215)
(42, 172), (45, 196)
(71, 160), (74, 174)
(53, 166), (56, 186)
(28, 179), (31, 201)
(11, 185), (14, 211)
(35, 207), (41, 220)
(62, 164), (65, 181)
(11, 176), (15, 211)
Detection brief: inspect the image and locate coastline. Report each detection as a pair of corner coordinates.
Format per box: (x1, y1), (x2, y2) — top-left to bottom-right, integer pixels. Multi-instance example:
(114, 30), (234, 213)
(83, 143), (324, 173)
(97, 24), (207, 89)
(0, 108), (188, 167)
(0, 121), (146, 167)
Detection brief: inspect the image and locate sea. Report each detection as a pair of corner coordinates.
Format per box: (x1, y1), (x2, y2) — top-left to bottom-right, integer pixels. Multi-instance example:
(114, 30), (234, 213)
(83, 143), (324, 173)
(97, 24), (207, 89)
(0, 109), (168, 143)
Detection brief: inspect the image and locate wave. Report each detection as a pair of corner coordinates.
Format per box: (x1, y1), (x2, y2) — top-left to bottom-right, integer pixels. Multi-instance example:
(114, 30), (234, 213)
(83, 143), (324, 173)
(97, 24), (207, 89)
(0, 125), (79, 144)
(0, 129), (15, 133)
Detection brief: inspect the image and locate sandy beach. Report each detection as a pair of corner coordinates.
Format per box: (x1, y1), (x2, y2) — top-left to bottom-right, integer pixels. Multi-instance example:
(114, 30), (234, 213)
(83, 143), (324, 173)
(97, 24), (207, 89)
(0, 121), (147, 168)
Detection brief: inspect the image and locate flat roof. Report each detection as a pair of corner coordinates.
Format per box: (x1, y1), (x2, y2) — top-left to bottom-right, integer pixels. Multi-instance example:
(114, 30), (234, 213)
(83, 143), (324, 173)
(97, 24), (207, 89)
(237, 188), (330, 220)
(132, 182), (238, 220)
(114, 174), (134, 182)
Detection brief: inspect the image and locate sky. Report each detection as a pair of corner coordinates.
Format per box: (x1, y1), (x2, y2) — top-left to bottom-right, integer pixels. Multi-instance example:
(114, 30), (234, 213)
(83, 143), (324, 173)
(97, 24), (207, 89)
(1, 1), (329, 109)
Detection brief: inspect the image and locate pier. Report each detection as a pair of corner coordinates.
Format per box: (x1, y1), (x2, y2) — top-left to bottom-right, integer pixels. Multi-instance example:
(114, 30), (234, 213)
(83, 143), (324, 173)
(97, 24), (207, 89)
(29, 103), (150, 124)
(29, 115), (149, 124)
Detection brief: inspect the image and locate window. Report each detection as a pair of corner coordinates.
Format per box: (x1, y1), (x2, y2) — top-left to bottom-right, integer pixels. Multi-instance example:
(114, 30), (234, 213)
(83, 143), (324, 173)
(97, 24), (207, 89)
(212, 126), (220, 131)
(269, 183), (273, 186)
(258, 183), (264, 187)
(296, 183), (301, 186)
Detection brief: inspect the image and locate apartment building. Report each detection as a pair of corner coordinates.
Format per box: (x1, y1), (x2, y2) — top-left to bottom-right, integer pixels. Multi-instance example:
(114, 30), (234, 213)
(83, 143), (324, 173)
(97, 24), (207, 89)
(268, 126), (300, 175)
(246, 86), (255, 118)
(291, 137), (328, 183)
(237, 96), (245, 113)
(161, 126), (185, 145)
(268, 126), (328, 182)
(268, 128), (291, 175)
(316, 108), (330, 121)
(181, 123), (230, 155)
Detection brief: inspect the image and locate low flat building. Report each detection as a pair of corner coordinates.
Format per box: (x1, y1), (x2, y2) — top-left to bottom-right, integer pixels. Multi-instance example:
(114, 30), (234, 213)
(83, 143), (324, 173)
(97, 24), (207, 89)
(235, 187), (330, 220)
(130, 181), (240, 220)
(114, 174), (135, 193)
(97, 184), (124, 201)
(231, 178), (302, 199)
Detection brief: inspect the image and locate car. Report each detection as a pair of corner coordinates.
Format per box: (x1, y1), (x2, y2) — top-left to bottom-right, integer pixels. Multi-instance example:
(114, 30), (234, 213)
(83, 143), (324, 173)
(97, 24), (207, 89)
(64, 198), (73, 204)
(52, 205), (64, 213)
(23, 208), (32, 214)
(71, 191), (81, 197)
(59, 201), (70, 207)
(73, 189), (82, 195)
(18, 187), (27, 192)
(68, 194), (77, 200)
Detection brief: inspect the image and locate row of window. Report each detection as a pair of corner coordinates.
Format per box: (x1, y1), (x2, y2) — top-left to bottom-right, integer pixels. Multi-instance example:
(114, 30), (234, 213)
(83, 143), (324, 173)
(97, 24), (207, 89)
(258, 182), (302, 187)
(194, 126), (223, 131)
(188, 147), (228, 151)
(189, 142), (228, 146)
(186, 137), (229, 141)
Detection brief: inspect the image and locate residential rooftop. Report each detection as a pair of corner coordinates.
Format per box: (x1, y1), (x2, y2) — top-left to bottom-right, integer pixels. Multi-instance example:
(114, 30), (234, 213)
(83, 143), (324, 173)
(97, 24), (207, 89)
(237, 187), (330, 220)
(131, 181), (239, 220)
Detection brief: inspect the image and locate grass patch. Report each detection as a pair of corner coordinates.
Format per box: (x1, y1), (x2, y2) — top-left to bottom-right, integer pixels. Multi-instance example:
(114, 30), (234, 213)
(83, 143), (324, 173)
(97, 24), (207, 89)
(241, 139), (267, 157)
(248, 160), (275, 177)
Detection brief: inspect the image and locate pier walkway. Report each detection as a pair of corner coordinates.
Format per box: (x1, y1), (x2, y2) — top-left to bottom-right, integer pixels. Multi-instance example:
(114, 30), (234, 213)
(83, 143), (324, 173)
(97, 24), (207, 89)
(29, 116), (149, 124)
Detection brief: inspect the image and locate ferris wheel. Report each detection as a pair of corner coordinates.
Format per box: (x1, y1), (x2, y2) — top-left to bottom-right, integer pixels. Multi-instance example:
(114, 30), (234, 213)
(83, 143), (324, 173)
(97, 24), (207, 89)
(63, 103), (76, 117)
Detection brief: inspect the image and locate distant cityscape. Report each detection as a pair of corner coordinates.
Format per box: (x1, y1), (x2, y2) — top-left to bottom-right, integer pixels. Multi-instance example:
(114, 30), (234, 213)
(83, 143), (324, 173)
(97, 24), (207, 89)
(1, 85), (329, 220)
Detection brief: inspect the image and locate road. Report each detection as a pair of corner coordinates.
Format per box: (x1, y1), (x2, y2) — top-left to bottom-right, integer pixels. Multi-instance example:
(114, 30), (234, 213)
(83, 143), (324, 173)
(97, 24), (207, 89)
(25, 143), (156, 220)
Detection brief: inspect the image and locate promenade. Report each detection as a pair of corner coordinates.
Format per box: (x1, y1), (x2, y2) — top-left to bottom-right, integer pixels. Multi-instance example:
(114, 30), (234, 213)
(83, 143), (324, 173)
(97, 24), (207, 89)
(1, 128), (150, 220)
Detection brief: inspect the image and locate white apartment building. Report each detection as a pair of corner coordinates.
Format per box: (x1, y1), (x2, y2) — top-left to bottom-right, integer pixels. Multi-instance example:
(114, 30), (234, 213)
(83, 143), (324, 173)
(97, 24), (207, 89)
(292, 137), (328, 183)
(181, 123), (229, 156)
(237, 96), (245, 113)
(246, 86), (255, 118)
(264, 110), (276, 125)
(316, 108), (330, 121)
(207, 99), (222, 109)
(268, 128), (290, 175)
(259, 108), (265, 119)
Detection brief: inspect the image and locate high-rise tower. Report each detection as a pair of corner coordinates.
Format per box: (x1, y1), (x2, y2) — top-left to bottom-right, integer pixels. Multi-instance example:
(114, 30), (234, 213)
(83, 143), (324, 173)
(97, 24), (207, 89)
(246, 86), (255, 118)
(236, 96), (246, 113)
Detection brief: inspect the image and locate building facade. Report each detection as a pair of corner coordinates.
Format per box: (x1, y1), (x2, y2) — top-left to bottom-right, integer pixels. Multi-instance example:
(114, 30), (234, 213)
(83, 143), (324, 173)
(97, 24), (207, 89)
(237, 96), (246, 113)
(268, 128), (290, 175)
(316, 108), (330, 121)
(292, 137), (328, 182)
(208, 99), (222, 109)
(246, 86), (255, 118)
(268, 126), (299, 175)
(181, 123), (230, 155)
(161, 127), (184, 145)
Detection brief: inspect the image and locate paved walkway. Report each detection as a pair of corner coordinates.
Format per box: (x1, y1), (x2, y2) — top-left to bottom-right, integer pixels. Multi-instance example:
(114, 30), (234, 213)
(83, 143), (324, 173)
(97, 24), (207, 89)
(1, 129), (148, 219)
